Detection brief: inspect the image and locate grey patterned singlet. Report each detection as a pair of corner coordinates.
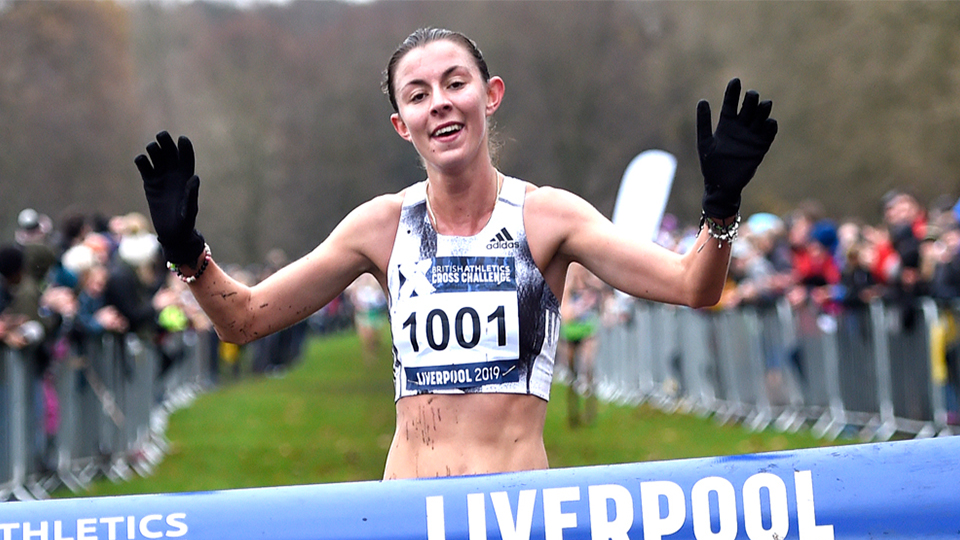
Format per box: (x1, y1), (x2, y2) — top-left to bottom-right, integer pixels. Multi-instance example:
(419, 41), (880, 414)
(387, 176), (561, 402)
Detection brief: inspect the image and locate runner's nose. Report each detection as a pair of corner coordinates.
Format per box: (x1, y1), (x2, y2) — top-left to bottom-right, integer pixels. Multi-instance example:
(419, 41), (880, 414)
(431, 90), (453, 115)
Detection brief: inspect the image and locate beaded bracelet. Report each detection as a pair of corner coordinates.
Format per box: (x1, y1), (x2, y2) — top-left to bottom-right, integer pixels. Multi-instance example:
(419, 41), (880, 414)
(167, 244), (212, 284)
(697, 212), (741, 252)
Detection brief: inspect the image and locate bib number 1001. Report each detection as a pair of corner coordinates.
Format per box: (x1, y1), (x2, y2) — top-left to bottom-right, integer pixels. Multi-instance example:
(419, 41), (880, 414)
(402, 305), (506, 352)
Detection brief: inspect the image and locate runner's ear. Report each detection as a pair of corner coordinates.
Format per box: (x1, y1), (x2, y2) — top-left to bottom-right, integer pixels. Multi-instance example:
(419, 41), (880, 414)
(485, 76), (505, 116)
(391, 113), (412, 142)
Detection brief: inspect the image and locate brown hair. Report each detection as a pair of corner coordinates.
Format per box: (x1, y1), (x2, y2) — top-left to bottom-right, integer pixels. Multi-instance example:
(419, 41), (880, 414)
(382, 27), (491, 113)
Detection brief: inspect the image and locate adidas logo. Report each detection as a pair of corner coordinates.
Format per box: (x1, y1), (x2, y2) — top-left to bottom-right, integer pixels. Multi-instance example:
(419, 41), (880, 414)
(486, 227), (520, 249)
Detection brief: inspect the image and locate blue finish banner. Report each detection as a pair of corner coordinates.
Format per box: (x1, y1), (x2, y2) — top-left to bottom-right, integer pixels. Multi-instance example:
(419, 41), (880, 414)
(1, 437), (957, 540)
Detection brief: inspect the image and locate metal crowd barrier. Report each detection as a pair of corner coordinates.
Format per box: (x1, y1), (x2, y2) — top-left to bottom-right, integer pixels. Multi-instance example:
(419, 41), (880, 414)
(5, 296), (958, 501)
(595, 297), (960, 441)
(0, 331), (205, 501)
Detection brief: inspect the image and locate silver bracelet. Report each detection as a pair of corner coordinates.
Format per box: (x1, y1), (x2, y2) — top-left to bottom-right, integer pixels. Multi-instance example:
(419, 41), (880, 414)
(698, 212), (740, 252)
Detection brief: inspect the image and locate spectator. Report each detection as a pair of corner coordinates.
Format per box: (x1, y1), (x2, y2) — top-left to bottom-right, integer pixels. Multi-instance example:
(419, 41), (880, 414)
(0, 244), (65, 355)
(46, 212), (93, 290)
(838, 239), (881, 308)
(787, 210), (841, 309)
(103, 214), (164, 339)
(55, 212), (90, 256)
(73, 258), (128, 338)
(14, 209), (57, 285)
(0, 245), (31, 343)
(882, 189), (928, 330)
(925, 221), (960, 301)
(883, 189), (927, 241)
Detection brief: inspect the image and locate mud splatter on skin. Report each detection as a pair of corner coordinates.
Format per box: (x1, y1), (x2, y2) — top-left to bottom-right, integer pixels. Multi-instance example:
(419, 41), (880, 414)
(415, 405), (441, 449)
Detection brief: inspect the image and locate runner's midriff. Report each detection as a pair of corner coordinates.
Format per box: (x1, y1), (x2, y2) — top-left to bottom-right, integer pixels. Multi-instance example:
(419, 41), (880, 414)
(384, 393), (549, 479)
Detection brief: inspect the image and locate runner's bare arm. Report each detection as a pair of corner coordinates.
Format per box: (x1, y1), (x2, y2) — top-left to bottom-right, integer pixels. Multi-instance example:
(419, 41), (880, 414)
(188, 194), (402, 344)
(526, 186), (730, 308)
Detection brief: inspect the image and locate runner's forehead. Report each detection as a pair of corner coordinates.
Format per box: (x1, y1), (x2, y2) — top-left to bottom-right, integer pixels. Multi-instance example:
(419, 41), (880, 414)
(394, 41), (479, 88)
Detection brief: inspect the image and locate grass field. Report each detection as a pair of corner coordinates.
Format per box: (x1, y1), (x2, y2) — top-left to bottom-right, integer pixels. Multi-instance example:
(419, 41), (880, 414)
(61, 330), (849, 498)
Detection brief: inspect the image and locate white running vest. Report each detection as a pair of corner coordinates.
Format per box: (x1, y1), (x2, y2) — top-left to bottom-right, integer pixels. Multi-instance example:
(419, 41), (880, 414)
(387, 176), (561, 402)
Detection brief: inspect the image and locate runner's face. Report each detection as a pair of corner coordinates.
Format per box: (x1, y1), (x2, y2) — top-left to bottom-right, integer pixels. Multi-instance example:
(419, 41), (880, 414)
(390, 40), (502, 174)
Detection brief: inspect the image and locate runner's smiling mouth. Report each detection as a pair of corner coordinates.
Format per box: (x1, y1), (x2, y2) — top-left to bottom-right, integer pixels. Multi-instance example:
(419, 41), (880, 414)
(432, 124), (463, 137)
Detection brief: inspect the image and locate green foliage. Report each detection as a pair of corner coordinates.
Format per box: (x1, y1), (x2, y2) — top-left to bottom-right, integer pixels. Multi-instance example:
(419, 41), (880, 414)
(59, 330), (845, 498)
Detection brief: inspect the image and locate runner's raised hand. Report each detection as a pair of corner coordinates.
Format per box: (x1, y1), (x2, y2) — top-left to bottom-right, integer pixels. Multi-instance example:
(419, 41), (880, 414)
(135, 131), (206, 266)
(697, 78), (778, 219)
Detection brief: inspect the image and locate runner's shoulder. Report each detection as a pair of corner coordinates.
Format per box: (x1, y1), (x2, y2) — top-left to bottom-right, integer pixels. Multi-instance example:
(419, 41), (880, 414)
(523, 183), (594, 221)
(343, 191), (405, 231)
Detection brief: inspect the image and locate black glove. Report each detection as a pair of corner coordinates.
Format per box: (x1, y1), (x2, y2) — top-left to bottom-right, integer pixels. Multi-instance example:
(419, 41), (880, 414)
(697, 78), (778, 219)
(134, 131), (206, 266)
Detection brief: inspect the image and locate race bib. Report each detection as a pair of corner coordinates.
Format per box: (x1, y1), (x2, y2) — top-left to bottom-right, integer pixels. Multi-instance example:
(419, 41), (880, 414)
(391, 255), (521, 391)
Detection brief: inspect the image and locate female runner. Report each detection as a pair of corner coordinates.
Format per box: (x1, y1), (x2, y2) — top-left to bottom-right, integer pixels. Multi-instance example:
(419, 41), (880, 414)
(135, 27), (777, 480)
